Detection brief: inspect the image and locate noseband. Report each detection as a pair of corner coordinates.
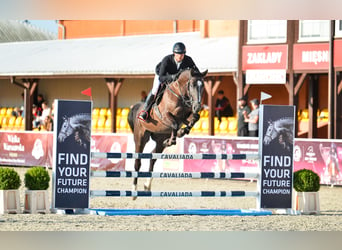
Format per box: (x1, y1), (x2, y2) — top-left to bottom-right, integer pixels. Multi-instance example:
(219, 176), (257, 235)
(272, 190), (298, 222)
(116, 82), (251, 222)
(166, 72), (201, 109)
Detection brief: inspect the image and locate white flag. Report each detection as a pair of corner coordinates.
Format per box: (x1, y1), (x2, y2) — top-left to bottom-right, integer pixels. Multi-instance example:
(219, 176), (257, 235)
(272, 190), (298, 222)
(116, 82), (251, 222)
(260, 92), (272, 103)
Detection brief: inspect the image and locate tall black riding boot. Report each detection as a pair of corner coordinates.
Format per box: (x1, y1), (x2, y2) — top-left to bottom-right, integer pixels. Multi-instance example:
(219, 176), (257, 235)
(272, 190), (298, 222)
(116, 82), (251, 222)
(138, 93), (155, 122)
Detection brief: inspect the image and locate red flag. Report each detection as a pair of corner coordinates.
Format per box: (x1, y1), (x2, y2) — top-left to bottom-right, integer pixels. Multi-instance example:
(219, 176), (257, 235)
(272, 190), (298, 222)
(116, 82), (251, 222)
(81, 88), (92, 99)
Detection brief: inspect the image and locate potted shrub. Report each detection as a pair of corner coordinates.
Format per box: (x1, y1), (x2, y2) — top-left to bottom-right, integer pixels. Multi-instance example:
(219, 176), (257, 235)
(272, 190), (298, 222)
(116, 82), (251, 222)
(293, 169), (320, 215)
(24, 166), (50, 214)
(0, 167), (21, 214)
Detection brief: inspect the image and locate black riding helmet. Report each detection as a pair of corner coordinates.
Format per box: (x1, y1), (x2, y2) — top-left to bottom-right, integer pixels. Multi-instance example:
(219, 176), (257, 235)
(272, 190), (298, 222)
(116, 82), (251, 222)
(173, 42), (186, 54)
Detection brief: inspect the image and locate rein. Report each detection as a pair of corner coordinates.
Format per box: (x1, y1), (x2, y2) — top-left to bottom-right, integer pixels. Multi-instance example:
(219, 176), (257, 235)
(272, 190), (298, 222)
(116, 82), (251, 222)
(165, 72), (194, 108)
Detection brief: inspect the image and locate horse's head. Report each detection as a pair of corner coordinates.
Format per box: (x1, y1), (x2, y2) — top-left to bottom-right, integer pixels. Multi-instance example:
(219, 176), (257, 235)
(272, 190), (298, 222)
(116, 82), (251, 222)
(57, 116), (74, 143)
(186, 68), (208, 113)
(263, 120), (277, 145)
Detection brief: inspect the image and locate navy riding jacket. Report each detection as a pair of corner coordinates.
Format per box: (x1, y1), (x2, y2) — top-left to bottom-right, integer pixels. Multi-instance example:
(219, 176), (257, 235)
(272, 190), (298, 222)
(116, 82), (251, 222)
(155, 54), (199, 83)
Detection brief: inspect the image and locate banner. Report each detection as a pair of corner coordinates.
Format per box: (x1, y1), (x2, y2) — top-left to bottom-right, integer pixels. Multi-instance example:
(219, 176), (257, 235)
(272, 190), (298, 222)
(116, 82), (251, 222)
(259, 105), (295, 209)
(52, 100), (92, 209)
(183, 137), (259, 173)
(91, 134), (127, 171)
(294, 139), (342, 186)
(0, 131), (52, 167)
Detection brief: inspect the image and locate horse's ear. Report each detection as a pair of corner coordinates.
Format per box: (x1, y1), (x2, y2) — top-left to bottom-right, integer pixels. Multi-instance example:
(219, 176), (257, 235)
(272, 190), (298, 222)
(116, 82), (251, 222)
(201, 69), (208, 77)
(190, 68), (195, 76)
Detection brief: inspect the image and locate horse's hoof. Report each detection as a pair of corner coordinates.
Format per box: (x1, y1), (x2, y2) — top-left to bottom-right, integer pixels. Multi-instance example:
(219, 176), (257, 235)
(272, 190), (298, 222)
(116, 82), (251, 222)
(132, 196), (137, 201)
(177, 128), (186, 137)
(163, 139), (170, 147)
(144, 184), (151, 191)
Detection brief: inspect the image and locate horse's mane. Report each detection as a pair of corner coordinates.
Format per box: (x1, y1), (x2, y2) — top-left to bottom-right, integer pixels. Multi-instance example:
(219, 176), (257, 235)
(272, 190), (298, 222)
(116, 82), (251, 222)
(273, 117), (294, 130)
(68, 113), (91, 127)
(175, 67), (201, 80)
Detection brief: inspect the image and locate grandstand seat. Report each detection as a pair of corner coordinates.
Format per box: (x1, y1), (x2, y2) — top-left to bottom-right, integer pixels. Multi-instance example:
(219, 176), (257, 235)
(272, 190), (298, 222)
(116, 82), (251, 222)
(118, 117), (129, 133)
(14, 117), (23, 130)
(6, 108), (13, 117)
(99, 108), (107, 117)
(92, 118), (98, 132)
(0, 107), (6, 116)
(219, 118), (229, 133)
(92, 108), (100, 118)
(116, 108), (122, 116)
(200, 109), (209, 117)
(1, 116), (9, 130)
(106, 109), (112, 117)
(96, 118), (106, 133)
(200, 118), (209, 133)
(301, 109), (309, 120)
(191, 119), (202, 134)
(103, 119), (112, 133)
(7, 116), (16, 130)
(121, 108), (130, 117)
(228, 117), (237, 133)
(319, 108), (329, 119)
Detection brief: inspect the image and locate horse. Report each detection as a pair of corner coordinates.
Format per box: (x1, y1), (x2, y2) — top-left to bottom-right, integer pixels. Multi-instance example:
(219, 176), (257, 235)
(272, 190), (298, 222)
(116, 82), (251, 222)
(127, 68), (208, 198)
(57, 113), (92, 149)
(263, 117), (294, 149)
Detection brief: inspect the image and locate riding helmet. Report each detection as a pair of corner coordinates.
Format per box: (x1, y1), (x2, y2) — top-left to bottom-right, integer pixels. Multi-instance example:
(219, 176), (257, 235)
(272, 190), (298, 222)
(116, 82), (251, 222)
(173, 42), (186, 54)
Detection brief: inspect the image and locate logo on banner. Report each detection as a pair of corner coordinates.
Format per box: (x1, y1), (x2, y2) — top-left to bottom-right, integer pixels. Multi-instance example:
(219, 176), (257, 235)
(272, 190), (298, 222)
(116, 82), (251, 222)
(293, 145), (302, 162)
(304, 146), (317, 163)
(188, 142), (197, 154)
(32, 139), (44, 160)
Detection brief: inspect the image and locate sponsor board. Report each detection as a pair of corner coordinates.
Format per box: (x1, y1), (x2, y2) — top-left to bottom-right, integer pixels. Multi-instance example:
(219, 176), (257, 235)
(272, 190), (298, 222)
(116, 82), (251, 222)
(259, 105), (295, 209)
(52, 100), (92, 209)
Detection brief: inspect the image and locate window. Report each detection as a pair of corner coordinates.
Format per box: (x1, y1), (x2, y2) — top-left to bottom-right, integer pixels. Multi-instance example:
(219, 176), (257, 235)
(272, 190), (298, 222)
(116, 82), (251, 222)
(335, 20), (342, 37)
(247, 20), (287, 44)
(298, 20), (329, 42)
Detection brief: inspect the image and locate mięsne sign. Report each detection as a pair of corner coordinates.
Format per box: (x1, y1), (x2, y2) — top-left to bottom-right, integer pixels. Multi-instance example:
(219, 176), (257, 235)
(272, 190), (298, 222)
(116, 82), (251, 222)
(259, 105), (295, 209)
(52, 100), (92, 209)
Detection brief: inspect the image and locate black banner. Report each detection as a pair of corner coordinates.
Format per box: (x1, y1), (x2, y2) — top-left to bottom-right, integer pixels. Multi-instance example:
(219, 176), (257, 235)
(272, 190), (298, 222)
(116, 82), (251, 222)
(259, 105), (295, 209)
(52, 100), (92, 209)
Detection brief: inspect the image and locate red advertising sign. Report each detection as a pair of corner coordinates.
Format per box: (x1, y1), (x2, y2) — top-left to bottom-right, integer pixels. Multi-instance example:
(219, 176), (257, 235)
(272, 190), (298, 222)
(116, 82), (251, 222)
(183, 136), (342, 186)
(242, 45), (288, 70)
(183, 137), (259, 173)
(334, 40), (342, 68)
(91, 134), (128, 171)
(293, 43), (329, 70)
(294, 139), (342, 186)
(0, 131), (53, 167)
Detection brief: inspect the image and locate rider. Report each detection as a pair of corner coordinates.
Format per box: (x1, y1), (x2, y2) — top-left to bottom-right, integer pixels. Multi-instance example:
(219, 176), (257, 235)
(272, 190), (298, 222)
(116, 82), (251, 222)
(138, 42), (199, 122)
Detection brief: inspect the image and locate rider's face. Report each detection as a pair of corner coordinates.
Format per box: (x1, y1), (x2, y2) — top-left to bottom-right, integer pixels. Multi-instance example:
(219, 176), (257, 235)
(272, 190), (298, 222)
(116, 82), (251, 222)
(174, 53), (185, 62)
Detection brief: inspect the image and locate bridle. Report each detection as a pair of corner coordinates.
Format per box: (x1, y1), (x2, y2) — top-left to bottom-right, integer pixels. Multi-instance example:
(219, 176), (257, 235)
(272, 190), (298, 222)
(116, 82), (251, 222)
(165, 71), (201, 109)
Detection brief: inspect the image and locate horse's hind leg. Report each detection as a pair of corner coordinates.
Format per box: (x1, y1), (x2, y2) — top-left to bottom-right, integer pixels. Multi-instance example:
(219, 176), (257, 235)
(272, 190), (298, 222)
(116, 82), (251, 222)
(144, 135), (167, 191)
(132, 130), (150, 200)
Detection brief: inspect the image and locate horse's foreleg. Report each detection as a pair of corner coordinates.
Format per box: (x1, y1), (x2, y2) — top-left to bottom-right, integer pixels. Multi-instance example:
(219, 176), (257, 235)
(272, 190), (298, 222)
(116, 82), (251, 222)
(144, 137), (166, 191)
(177, 112), (200, 137)
(144, 158), (156, 191)
(132, 159), (141, 200)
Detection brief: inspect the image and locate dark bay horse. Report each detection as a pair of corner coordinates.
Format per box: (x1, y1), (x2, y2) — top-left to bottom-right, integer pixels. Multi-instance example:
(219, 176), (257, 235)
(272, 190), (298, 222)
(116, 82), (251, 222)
(128, 68), (208, 197)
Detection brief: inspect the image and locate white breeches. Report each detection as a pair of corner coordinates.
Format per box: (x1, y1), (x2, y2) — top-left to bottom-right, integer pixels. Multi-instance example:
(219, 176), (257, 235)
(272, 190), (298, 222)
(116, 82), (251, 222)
(151, 74), (161, 95)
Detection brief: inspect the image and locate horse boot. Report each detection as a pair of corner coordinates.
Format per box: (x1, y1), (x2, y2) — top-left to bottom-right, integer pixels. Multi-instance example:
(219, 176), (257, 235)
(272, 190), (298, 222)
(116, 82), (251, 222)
(138, 93), (155, 122)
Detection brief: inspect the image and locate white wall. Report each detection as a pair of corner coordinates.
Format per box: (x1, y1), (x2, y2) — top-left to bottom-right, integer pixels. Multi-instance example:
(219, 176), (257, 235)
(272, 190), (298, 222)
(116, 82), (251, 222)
(0, 79), (24, 107)
(0, 77), (153, 109)
(39, 78), (153, 108)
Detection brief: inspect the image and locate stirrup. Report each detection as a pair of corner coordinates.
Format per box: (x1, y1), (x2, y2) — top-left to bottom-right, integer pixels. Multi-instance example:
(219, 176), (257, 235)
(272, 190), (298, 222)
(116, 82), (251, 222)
(138, 110), (148, 121)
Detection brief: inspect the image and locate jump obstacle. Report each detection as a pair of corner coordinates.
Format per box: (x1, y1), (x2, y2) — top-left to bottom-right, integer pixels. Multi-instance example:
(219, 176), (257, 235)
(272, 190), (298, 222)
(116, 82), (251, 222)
(52, 102), (295, 216)
(86, 152), (268, 216)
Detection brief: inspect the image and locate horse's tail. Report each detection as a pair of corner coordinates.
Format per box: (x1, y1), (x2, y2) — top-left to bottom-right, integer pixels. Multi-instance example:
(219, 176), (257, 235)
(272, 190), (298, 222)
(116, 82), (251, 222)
(127, 102), (143, 132)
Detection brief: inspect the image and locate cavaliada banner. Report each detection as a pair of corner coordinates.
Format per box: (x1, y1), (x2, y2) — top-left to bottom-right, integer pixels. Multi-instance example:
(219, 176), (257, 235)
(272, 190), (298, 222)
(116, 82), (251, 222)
(52, 99), (92, 209)
(259, 105), (295, 209)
